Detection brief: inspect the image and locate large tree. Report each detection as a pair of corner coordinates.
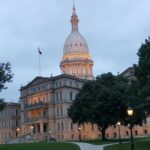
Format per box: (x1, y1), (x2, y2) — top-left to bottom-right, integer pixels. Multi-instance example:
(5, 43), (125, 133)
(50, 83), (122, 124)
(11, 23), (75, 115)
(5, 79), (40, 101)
(0, 62), (13, 92)
(0, 62), (13, 110)
(134, 37), (150, 113)
(68, 73), (129, 140)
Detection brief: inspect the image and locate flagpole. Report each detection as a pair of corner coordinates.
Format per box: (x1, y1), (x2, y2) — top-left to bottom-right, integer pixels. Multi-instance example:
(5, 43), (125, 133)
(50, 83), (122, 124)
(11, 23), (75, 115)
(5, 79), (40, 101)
(38, 47), (42, 76)
(39, 52), (41, 76)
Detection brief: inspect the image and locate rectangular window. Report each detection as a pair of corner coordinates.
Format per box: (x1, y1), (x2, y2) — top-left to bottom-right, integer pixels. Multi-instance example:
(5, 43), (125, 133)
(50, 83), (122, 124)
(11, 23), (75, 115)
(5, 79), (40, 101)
(16, 109), (18, 116)
(16, 121), (18, 127)
(60, 92), (62, 101)
(126, 131), (129, 136)
(57, 109), (59, 116)
(61, 108), (63, 116)
(92, 124), (94, 131)
(135, 130), (138, 135)
(144, 129), (148, 134)
(56, 93), (59, 102)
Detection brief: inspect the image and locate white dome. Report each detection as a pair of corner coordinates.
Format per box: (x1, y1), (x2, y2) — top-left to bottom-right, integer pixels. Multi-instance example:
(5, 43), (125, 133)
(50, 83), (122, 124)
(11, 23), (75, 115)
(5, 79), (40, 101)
(63, 31), (89, 54)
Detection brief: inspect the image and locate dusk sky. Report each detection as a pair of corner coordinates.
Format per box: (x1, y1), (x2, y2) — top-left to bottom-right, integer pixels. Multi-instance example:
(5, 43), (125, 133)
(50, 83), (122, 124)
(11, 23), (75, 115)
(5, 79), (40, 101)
(0, 0), (150, 101)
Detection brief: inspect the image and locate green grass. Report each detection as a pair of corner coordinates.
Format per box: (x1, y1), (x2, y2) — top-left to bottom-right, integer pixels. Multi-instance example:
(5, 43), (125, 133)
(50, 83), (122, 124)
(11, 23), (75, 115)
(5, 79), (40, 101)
(81, 137), (150, 145)
(104, 140), (150, 150)
(0, 142), (80, 150)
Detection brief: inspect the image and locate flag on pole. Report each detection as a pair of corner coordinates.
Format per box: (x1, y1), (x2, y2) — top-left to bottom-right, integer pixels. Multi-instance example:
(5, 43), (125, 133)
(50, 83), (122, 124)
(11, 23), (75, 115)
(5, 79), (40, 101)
(38, 47), (42, 55)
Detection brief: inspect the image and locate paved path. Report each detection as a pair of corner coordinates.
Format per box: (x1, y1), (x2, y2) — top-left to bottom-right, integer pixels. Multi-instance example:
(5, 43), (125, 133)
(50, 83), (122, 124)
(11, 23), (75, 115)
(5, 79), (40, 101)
(71, 142), (117, 150)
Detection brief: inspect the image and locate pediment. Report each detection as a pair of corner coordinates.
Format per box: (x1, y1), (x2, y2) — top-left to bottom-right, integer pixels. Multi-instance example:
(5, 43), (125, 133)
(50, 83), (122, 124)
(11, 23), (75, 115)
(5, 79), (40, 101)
(26, 76), (49, 87)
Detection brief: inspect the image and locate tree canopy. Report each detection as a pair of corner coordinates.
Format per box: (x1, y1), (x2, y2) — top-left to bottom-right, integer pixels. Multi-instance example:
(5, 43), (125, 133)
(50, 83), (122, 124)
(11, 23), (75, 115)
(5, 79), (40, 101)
(68, 73), (130, 140)
(0, 62), (13, 111)
(134, 37), (150, 113)
(0, 62), (13, 92)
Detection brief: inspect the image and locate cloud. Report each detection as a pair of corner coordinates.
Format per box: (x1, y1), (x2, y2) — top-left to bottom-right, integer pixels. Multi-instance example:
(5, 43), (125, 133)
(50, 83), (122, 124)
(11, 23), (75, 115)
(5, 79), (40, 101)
(0, 0), (150, 101)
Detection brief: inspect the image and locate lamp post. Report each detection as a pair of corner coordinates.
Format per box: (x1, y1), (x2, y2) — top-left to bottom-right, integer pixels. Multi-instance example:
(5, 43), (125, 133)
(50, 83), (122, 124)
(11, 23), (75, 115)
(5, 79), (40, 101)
(16, 127), (20, 138)
(30, 125), (34, 135)
(127, 107), (134, 150)
(117, 121), (122, 144)
(78, 127), (81, 141)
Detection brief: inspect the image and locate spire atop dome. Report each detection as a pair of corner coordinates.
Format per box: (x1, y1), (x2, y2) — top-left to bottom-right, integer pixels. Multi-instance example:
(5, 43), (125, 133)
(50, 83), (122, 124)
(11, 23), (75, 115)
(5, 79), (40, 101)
(73, 0), (76, 13)
(71, 0), (79, 32)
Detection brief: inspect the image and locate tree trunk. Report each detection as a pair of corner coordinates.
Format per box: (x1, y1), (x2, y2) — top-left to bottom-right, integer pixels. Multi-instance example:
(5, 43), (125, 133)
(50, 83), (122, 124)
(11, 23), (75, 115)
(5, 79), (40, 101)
(101, 128), (106, 141)
(99, 126), (107, 141)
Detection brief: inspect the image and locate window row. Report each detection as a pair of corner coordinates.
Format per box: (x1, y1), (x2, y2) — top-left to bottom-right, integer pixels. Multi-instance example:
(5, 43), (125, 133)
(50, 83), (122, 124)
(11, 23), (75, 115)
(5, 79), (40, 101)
(25, 96), (48, 105)
(55, 91), (75, 102)
(56, 108), (63, 117)
(106, 129), (148, 138)
(21, 83), (49, 96)
(55, 80), (81, 89)
(0, 109), (19, 117)
(0, 120), (18, 127)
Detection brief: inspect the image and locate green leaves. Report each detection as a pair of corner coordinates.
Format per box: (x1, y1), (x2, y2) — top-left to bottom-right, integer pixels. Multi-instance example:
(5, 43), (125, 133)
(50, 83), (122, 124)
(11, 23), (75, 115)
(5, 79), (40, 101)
(68, 73), (129, 140)
(0, 62), (13, 111)
(134, 37), (150, 113)
(0, 62), (13, 92)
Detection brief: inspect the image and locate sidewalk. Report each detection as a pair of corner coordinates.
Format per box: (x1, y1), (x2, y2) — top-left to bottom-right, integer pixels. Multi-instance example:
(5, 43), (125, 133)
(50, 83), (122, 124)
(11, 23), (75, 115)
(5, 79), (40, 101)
(72, 142), (117, 150)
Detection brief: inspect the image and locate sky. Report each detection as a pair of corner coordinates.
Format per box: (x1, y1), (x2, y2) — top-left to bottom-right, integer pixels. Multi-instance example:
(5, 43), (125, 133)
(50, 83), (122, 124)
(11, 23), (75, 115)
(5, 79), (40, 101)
(0, 0), (150, 101)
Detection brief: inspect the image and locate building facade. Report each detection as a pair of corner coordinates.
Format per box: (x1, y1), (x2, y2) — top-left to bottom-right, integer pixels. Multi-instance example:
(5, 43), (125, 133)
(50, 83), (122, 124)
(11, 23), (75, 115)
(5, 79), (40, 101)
(19, 4), (97, 141)
(20, 75), (99, 141)
(0, 102), (20, 143)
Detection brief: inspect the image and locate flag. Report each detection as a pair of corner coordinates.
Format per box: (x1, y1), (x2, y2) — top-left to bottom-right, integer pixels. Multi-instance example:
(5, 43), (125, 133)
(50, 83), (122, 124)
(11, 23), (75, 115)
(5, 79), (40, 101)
(38, 47), (42, 55)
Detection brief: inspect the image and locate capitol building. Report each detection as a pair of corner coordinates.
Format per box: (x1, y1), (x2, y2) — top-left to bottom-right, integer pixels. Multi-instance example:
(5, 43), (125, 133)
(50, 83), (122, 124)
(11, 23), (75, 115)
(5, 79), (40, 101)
(20, 4), (96, 141)
(0, 4), (150, 143)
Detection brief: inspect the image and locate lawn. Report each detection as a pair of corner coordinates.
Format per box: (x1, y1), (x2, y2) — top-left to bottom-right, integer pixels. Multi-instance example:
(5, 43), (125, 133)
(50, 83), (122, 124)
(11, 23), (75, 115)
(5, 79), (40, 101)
(104, 140), (150, 150)
(0, 142), (80, 150)
(81, 137), (150, 145)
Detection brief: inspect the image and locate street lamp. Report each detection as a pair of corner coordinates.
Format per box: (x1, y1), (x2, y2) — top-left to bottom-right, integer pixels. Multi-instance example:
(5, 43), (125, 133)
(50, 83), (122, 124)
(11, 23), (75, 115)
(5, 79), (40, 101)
(30, 125), (34, 135)
(127, 107), (134, 150)
(16, 127), (20, 138)
(78, 127), (81, 141)
(117, 121), (122, 144)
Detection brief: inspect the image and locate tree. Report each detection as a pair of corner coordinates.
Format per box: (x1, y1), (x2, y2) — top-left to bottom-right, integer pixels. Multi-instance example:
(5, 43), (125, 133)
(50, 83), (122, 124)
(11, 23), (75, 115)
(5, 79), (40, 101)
(134, 37), (150, 113)
(68, 73), (129, 140)
(0, 62), (13, 109)
(124, 80), (146, 126)
(0, 62), (13, 92)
